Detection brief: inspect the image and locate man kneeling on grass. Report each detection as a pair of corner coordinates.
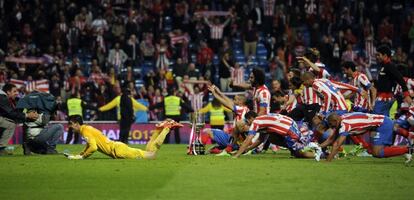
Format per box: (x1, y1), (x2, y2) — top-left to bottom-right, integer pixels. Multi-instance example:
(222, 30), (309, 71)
(64, 115), (183, 160)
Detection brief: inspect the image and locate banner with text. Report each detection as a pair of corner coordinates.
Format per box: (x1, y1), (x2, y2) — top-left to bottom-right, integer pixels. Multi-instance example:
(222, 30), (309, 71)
(10, 122), (233, 144)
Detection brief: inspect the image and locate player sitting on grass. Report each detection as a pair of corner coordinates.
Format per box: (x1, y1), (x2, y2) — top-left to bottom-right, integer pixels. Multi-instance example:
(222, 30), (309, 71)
(233, 111), (321, 160)
(325, 112), (413, 164)
(64, 115), (183, 160)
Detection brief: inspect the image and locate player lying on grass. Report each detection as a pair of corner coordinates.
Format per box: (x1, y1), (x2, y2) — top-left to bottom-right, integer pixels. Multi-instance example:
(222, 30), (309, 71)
(233, 111), (321, 160)
(313, 114), (371, 158)
(64, 115), (183, 159)
(393, 104), (414, 144)
(325, 112), (413, 164)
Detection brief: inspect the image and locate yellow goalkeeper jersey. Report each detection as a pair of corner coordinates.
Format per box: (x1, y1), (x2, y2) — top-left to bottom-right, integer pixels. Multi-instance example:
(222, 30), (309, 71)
(79, 125), (144, 159)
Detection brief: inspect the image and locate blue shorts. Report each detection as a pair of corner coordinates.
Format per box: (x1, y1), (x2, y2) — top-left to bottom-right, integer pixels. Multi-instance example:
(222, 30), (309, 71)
(395, 115), (410, 129)
(322, 110), (348, 116)
(335, 110), (348, 116)
(371, 116), (394, 146)
(373, 99), (394, 117)
(211, 129), (231, 147)
(319, 130), (331, 143)
(284, 124), (304, 152)
(353, 106), (369, 113)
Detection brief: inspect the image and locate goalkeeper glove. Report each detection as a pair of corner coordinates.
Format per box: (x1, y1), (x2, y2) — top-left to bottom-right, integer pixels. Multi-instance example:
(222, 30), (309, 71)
(66, 154), (83, 160)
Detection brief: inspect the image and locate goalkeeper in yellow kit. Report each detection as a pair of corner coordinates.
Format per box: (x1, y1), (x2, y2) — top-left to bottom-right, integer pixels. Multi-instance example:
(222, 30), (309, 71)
(64, 115), (183, 159)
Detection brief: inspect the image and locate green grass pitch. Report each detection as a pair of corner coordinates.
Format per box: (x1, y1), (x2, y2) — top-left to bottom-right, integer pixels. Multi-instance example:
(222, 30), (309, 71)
(0, 144), (413, 200)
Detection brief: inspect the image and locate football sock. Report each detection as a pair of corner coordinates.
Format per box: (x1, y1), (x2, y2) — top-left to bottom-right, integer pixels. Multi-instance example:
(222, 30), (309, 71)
(350, 135), (372, 152)
(145, 128), (162, 151)
(379, 146), (408, 158)
(147, 128), (170, 152)
(395, 127), (410, 138)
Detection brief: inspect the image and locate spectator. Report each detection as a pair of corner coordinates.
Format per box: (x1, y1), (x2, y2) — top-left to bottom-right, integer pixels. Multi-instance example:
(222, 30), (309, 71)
(24, 109), (64, 154)
(249, 1), (264, 28)
(140, 33), (155, 61)
(125, 34), (140, 67)
(91, 14), (108, 33)
(196, 41), (214, 74)
(219, 52), (233, 92)
(378, 17), (394, 42)
(219, 39), (233, 59)
(230, 62), (245, 92)
(111, 17), (125, 40)
(67, 21), (80, 54)
(155, 38), (171, 70)
(107, 42), (128, 73)
(172, 57), (187, 90)
(243, 19), (258, 58)
(203, 14), (232, 53)
(341, 43), (357, 63)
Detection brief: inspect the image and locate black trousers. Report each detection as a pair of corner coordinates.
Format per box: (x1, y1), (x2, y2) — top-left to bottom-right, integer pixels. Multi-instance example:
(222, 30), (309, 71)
(211, 125), (224, 130)
(119, 120), (133, 144)
(66, 127), (80, 144)
(164, 115), (181, 144)
(285, 104), (321, 125)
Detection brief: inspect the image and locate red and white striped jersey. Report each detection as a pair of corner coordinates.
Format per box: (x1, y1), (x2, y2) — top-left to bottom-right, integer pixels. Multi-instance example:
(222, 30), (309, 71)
(352, 72), (372, 109)
(313, 79), (348, 112)
(233, 105), (249, 122)
(331, 80), (359, 92)
(331, 80), (359, 96)
(394, 77), (414, 96)
(253, 85), (271, 115)
(57, 22), (68, 33)
(394, 77), (414, 110)
(249, 114), (299, 140)
(338, 113), (385, 136)
(284, 95), (298, 113)
(231, 67), (245, 85)
(208, 24), (225, 39)
(301, 86), (322, 105)
(309, 62), (330, 79)
(263, 0), (276, 16)
(186, 92), (205, 111)
(409, 105), (414, 116)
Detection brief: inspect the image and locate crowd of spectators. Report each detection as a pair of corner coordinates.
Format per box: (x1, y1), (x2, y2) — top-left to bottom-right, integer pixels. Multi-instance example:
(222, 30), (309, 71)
(1, 0), (414, 122)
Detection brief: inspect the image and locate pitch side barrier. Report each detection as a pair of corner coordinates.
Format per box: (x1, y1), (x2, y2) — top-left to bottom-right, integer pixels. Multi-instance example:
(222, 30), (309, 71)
(9, 121), (235, 144)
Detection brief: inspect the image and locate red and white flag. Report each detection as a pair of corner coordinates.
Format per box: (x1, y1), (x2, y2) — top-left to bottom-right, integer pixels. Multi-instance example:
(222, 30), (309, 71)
(9, 79), (49, 93)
